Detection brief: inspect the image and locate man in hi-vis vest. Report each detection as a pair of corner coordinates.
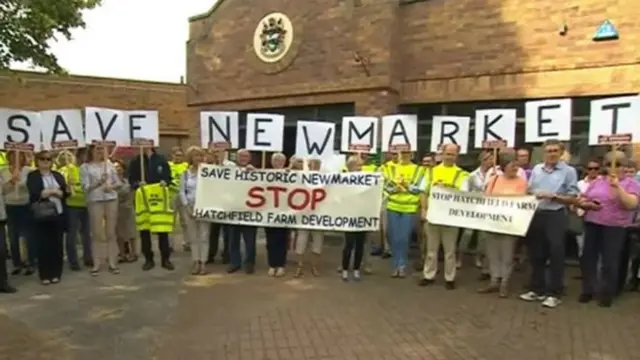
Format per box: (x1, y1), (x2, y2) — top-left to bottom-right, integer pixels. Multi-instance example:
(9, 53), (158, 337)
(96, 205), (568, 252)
(418, 144), (469, 289)
(383, 151), (422, 278)
(130, 147), (175, 271)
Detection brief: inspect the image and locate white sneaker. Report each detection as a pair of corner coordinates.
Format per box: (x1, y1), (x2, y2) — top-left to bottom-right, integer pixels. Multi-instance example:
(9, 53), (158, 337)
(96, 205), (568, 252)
(275, 267), (285, 277)
(519, 291), (545, 302)
(541, 296), (561, 308)
(267, 267), (276, 276)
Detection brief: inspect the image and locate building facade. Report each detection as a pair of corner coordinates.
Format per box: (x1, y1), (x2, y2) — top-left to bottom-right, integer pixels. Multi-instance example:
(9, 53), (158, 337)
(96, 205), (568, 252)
(187, 0), (640, 165)
(0, 71), (194, 156)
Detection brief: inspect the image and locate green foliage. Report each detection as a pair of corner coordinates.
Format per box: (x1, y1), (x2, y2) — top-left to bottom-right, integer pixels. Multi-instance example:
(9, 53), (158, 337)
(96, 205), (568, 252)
(0, 0), (101, 74)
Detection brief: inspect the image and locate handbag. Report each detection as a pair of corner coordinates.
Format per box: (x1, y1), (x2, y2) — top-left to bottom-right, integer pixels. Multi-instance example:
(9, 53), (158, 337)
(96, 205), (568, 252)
(567, 212), (584, 235)
(31, 200), (58, 220)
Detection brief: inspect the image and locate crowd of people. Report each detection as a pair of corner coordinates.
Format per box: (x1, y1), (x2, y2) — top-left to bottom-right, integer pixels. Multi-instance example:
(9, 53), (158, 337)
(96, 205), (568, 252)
(1, 140), (639, 310)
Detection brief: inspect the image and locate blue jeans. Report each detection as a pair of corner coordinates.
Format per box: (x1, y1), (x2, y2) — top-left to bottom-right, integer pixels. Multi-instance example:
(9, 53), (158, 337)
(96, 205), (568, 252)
(6, 204), (36, 267)
(229, 225), (257, 268)
(66, 207), (92, 266)
(387, 210), (415, 270)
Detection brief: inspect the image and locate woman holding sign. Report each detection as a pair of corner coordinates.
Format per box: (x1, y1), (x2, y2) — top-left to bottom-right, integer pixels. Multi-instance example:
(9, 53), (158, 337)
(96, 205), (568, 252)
(0, 151), (35, 276)
(577, 152), (640, 307)
(479, 152), (527, 297)
(340, 156), (367, 282)
(81, 144), (122, 276)
(264, 153), (289, 277)
(294, 158), (325, 277)
(179, 147), (210, 275)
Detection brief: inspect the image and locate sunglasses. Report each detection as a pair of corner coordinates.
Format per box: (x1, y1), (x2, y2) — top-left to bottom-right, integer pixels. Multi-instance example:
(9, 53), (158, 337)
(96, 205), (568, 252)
(587, 166), (600, 170)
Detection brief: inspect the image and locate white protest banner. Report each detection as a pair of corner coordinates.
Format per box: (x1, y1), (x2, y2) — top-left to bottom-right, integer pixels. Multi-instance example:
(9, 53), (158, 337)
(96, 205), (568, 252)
(588, 95), (640, 145)
(200, 111), (239, 149)
(193, 166), (383, 231)
(245, 113), (285, 151)
(0, 108), (42, 151)
(340, 116), (378, 153)
(381, 114), (417, 152)
(430, 116), (470, 154)
(524, 99), (572, 143)
(426, 187), (538, 236)
(295, 121), (335, 159)
(40, 109), (85, 150)
(474, 109), (516, 148)
(127, 110), (159, 146)
(84, 107), (128, 145)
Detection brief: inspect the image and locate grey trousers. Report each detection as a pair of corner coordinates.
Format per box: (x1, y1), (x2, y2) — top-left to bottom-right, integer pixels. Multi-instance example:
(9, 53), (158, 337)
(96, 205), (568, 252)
(485, 233), (516, 284)
(526, 210), (567, 296)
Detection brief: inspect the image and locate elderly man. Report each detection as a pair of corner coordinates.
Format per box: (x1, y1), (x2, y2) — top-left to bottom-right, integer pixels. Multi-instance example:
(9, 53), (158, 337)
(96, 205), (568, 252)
(520, 139), (578, 308)
(227, 149), (258, 274)
(418, 144), (468, 289)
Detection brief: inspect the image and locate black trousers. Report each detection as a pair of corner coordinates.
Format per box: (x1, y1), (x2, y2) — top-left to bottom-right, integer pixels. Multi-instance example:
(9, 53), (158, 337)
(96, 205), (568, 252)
(208, 223), (230, 261)
(0, 224), (9, 286)
(342, 232), (366, 270)
(140, 231), (171, 262)
(35, 217), (64, 281)
(527, 210), (567, 297)
(265, 227), (288, 267)
(581, 222), (626, 299)
(619, 228), (640, 291)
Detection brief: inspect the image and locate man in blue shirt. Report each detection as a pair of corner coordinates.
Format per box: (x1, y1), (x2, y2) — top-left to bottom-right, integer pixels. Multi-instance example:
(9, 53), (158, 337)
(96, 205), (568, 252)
(520, 139), (579, 309)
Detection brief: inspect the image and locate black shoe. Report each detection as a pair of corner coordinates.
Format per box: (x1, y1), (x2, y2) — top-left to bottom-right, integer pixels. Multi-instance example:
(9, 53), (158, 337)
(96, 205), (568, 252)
(142, 261), (155, 271)
(478, 273), (490, 281)
(70, 264), (81, 271)
(0, 283), (17, 294)
(10, 267), (22, 276)
(84, 260), (94, 268)
(445, 281), (456, 290)
(381, 252), (391, 259)
(244, 265), (255, 274)
(221, 257), (230, 265)
(598, 297), (612, 308)
(418, 278), (434, 287)
(578, 293), (593, 303)
(161, 260), (175, 271)
(227, 266), (241, 274)
(23, 266), (34, 276)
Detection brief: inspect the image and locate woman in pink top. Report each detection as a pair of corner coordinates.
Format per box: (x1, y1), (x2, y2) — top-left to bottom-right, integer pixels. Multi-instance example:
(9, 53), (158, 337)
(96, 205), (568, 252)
(478, 152), (528, 298)
(577, 151), (640, 307)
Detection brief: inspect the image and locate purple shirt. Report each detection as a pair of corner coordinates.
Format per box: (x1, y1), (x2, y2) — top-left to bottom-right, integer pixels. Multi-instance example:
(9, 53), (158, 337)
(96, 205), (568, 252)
(522, 167), (532, 180)
(583, 177), (640, 227)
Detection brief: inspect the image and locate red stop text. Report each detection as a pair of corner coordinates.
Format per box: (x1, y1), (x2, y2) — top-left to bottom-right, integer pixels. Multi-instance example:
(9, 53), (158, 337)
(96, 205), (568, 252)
(245, 186), (327, 211)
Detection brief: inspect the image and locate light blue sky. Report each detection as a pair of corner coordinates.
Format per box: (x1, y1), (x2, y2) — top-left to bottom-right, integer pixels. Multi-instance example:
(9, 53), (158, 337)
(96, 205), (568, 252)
(12, 0), (216, 83)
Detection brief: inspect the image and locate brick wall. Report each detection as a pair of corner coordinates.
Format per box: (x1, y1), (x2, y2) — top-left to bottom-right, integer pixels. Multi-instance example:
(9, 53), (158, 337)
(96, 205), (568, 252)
(0, 71), (197, 144)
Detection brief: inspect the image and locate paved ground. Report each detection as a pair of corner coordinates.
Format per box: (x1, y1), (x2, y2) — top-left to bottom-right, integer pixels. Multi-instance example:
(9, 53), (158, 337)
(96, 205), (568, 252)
(1, 241), (640, 360)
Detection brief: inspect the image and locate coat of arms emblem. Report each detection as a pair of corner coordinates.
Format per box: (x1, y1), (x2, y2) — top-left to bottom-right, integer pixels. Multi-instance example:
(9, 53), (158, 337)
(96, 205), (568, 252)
(259, 17), (288, 59)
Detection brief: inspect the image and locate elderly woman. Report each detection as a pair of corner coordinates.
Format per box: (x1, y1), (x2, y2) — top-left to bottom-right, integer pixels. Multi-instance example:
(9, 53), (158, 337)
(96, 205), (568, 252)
(27, 150), (70, 285)
(340, 156), (367, 282)
(113, 159), (137, 262)
(0, 151), (35, 276)
(180, 147), (210, 275)
(294, 158), (325, 277)
(265, 153), (289, 277)
(577, 151), (640, 307)
(478, 152), (527, 297)
(81, 144), (122, 276)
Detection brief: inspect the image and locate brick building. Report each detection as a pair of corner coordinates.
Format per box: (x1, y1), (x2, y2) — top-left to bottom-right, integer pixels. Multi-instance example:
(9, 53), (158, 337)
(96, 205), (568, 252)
(0, 71), (193, 156)
(187, 0), (640, 165)
(1, 0), (638, 165)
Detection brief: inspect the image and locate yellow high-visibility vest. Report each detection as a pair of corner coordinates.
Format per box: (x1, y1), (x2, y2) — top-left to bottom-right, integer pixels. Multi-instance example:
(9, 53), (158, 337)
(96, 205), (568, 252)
(422, 164), (468, 193)
(0, 152), (7, 170)
(58, 164), (86, 207)
(168, 161), (188, 195)
(361, 164), (377, 172)
(135, 183), (174, 233)
(386, 163), (421, 213)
